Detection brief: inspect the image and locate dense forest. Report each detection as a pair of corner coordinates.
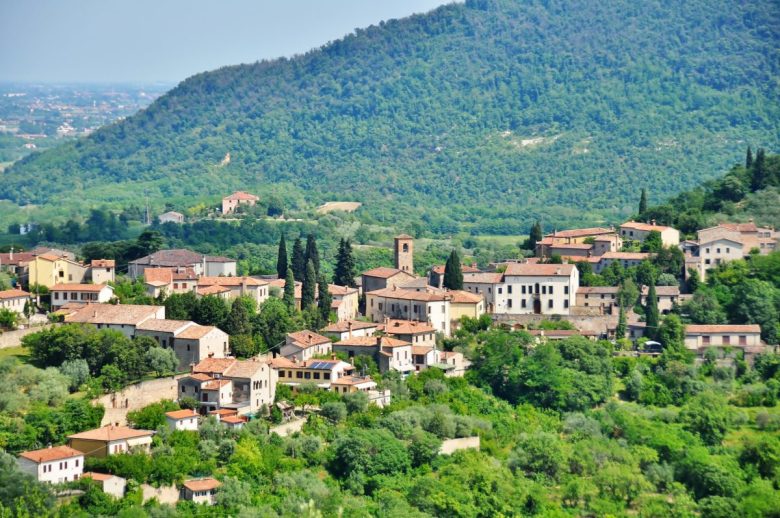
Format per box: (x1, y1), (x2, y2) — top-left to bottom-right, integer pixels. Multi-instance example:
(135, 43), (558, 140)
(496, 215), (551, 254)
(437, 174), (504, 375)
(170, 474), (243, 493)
(2, 0), (778, 231)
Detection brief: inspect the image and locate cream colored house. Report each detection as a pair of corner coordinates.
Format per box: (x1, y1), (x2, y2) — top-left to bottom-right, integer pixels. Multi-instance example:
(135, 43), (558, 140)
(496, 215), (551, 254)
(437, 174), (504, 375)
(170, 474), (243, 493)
(89, 260), (116, 284)
(366, 286), (451, 336)
(331, 375), (378, 394)
(448, 290), (485, 325)
(640, 285), (680, 314)
(196, 277), (269, 306)
(17, 446), (84, 484)
(222, 191), (259, 215)
(82, 472), (126, 498)
(593, 252), (654, 274)
(281, 330), (332, 361)
(0, 288), (29, 315)
(68, 425), (154, 458)
(576, 286), (619, 314)
(332, 335), (415, 375)
(382, 319), (437, 347)
(165, 409), (199, 431)
(135, 319), (229, 371)
(321, 320), (379, 341)
(361, 267), (416, 294)
(63, 304), (165, 338)
(50, 283), (114, 310)
(181, 478), (220, 505)
(328, 284), (359, 321)
(493, 263), (579, 316)
(270, 356), (354, 389)
(620, 221), (680, 247)
(143, 267), (198, 298)
(684, 324), (762, 352)
(158, 211), (185, 224)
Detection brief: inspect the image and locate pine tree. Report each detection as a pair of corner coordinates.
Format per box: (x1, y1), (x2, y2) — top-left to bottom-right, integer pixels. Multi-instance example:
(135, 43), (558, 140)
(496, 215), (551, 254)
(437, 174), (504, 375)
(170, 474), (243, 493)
(304, 234), (320, 275)
(751, 148), (767, 192)
(317, 274), (333, 324)
(645, 281), (660, 340)
(283, 267), (296, 312)
(528, 220), (543, 250)
(443, 250), (464, 290)
(746, 146), (753, 168)
(276, 233), (288, 280)
(301, 259), (316, 310)
(616, 305), (627, 339)
(333, 238), (357, 287)
(638, 188), (648, 217)
(291, 237), (306, 282)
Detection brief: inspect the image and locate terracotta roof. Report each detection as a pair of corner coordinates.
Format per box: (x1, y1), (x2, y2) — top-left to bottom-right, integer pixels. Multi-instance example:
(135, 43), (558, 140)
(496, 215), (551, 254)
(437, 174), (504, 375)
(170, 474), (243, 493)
(91, 259), (115, 268)
(362, 267), (412, 279)
(600, 252), (653, 261)
(183, 478), (221, 491)
(224, 359), (265, 379)
(187, 373), (214, 382)
(384, 319), (436, 335)
(328, 284), (358, 296)
(550, 243), (594, 251)
(223, 191), (259, 201)
(331, 375), (376, 386)
(136, 319), (194, 333)
(166, 409), (199, 420)
(64, 304), (162, 326)
(198, 276), (267, 287)
(220, 415), (248, 425)
(641, 286), (680, 296)
(203, 379), (231, 390)
(68, 425), (154, 442)
(336, 336), (410, 348)
(463, 272), (504, 284)
(577, 287), (619, 294)
(322, 320), (378, 333)
(620, 221), (675, 233)
(205, 256), (236, 264)
(686, 324), (761, 334)
(395, 234), (414, 239)
(366, 286), (449, 302)
(431, 264), (481, 275)
(143, 268), (173, 284)
(0, 252), (36, 265)
(193, 358), (237, 374)
(503, 263), (575, 276)
(130, 249), (205, 267)
(51, 283), (110, 292)
(287, 330), (331, 348)
(159, 211), (184, 218)
(0, 289), (29, 300)
(448, 290), (484, 304)
(545, 227), (614, 239)
(412, 345), (433, 355)
(720, 222), (758, 233)
(209, 409), (237, 416)
(37, 253), (64, 262)
(19, 445), (83, 463)
(197, 285), (231, 296)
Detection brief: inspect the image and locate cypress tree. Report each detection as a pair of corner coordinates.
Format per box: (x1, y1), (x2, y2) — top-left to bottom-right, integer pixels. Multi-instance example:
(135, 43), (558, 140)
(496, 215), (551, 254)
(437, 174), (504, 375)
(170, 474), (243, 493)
(645, 281), (660, 340)
(334, 238), (357, 287)
(528, 220), (543, 250)
(638, 188), (648, 217)
(443, 250), (464, 290)
(276, 233), (288, 279)
(301, 259), (317, 310)
(751, 148), (767, 192)
(291, 237), (306, 281)
(283, 267), (296, 312)
(317, 274), (332, 324)
(304, 234), (320, 275)
(746, 146), (753, 168)
(616, 305), (627, 339)
(225, 298), (251, 336)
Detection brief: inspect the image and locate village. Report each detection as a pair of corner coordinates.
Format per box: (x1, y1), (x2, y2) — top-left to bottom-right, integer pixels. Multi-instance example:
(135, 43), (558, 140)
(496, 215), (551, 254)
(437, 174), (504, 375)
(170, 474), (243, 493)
(0, 188), (778, 505)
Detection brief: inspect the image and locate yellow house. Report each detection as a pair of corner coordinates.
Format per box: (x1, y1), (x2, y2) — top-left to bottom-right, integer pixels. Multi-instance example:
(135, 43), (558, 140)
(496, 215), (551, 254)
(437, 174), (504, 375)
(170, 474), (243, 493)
(449, 290), (485, 323)
(27, 253), (88, 288)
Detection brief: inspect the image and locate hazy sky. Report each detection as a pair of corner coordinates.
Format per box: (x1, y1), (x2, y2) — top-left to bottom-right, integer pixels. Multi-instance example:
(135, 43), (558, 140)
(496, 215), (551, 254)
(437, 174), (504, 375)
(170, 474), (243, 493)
(0, 0), (451, 83)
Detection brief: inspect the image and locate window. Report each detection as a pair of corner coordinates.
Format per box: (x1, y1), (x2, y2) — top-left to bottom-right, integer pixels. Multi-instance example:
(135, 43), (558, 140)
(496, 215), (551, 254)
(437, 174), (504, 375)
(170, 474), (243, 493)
(716, 248), (721, 254)
(508, 299), (513, 308)
(726, 248), (730, 253)
(497, 287), (502, 294)
(549, 286), (554, 294)
(542, 286), (547, 294)
(564, 286), (569, 295)
(296, 372), (303, 379)
(564, 300), (569, 309)
(324, 373), (330, 380)
(313, 372), (320, 379)
(522, 286), (526, 294)
(548, 300), (553, 309)
(705, 259), (711, 265)
(279, 371), (285, 378)
(174, 283), (179, 289)
(705, 248), (710, 254)
(703, 336), (710, 345)
(739, 335), (747, 345)
(722, 335), (730, 345)
(508, 285), (513, 294)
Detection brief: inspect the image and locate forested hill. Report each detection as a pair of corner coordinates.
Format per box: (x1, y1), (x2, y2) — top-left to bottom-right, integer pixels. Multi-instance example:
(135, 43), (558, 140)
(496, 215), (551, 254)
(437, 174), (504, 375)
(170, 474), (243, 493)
(3, 0), (779, 230)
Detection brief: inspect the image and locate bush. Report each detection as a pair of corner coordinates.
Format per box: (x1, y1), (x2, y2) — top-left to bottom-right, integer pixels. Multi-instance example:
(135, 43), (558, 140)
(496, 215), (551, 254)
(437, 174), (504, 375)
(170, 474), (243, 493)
(320, 402), (347, 423)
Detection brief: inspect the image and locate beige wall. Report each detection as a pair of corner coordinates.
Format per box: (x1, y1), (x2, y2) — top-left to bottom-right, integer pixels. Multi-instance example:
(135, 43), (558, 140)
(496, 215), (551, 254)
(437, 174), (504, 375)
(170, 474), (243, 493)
(685, 332), (761, 350)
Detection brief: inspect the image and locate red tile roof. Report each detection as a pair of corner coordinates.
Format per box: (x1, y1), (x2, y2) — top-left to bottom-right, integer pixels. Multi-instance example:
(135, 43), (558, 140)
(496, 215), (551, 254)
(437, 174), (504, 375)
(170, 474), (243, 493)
(0, 288), (29, 300)
(366, 286), (449, 301)
(362, 267), (411, 279)
(545, 227), (615, 238)
(68, 425), (154, 442)
(620, 221), (674, 233)
(91, 259), (115, 268)
(686, 324), (761, 334)
(503, 263), (575, 276)
(166, 409), (199, 420)
(223, 191), (259, 201)
(183, 478), (221, 491)
(51, 283), (110, 292)
(19, 445), (83, 463)
(322, 320), (378, 333)
(287, 330), (332, 348)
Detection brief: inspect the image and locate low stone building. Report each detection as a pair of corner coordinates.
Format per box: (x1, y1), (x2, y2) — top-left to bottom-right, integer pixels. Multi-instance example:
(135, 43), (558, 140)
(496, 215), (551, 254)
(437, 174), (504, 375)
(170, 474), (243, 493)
(82, 472), (127, 498)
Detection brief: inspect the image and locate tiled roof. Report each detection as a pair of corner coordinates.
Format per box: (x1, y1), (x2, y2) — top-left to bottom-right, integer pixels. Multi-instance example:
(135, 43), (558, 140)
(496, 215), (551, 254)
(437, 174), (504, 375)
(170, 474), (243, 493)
(322, 320), (378, 333)
(192, 358), (237, 374)
(143, 268), (173, 284)
(224, 359), (265, 379)
(183, 478), (221, 491)
(577, 287), (619, 294)
(220, 415), (248, 425)
(620, 221), (675, 233)
(448, 290), (484, 304)
(136, 319), (194, 333)
(0, 252), (36, 265)
(336, 336), (410, 348)
(641, 286), (680, 296)
(203, 379), (231, 390)
(19, 445), (83, 463)
(223, 191), (259, 201)
(198, 276), (266, 287)
(463, 272), (504, 284)
(600, 252), (653, 261)
(130, 249), (205, 267)
(720, 222), (758, 233)
(331, 375), (376, 386)
(205, 256), (237, 263)
(395, 234), (414, 239)
(51, 283), (110, 292)
(686, 324), (761, 334)
(91, 259), (115, 268)
(545, 227), (614, 238)
(411, 345), (433, 355)
(82, 472), (115, 481)
(64, 304), (161, 326)
(550, 243), (594, 250)
(165, 409), (199, 420)
(197, 285), (231, 296)
(431, 264), (481, 275)
(362, 267), (411, 279)
(503, 263), (575, 276)
(0, 289), (29, 300)
(366, 286), (449, 302)
(384, 319), (435, 334)
(327, 284), (358, 296)
(68, 425), (154, 442)
(287, 330), (331, 348)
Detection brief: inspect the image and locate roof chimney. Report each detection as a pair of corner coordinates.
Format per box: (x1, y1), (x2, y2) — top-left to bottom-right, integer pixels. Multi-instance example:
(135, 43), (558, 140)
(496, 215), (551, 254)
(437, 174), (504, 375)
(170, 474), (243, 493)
(347, 321), (353, 338)
(292, 355), (297, 364)
(651, 219), (656, 226)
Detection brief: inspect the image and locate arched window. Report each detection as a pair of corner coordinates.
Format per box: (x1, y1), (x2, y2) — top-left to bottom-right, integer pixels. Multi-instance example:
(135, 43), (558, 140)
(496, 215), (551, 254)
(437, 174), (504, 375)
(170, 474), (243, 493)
(402, 243), (409, 253)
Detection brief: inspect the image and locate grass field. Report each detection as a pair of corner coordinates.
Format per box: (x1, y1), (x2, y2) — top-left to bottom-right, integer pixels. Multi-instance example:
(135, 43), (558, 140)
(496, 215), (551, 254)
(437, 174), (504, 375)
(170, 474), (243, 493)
(0, 345), (29, 361)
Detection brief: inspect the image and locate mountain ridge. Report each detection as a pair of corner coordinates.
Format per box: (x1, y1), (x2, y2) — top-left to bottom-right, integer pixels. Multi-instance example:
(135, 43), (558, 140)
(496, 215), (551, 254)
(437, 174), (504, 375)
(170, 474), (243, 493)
(2, 0), (779, 231)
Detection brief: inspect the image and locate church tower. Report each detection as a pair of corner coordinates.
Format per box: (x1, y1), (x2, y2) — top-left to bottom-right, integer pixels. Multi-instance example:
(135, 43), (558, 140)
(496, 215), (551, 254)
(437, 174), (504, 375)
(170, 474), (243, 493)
(394, 234), (414, 273)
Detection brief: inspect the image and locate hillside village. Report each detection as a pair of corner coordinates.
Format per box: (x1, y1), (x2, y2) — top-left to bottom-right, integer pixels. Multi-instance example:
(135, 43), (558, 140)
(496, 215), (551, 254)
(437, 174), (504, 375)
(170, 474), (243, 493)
(1, 178), (779, 507)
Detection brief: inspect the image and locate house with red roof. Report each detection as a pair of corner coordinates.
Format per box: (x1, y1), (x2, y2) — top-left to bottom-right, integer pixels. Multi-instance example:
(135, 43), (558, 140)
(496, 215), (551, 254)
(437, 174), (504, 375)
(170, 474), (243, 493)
(17, 445), (84, 484)
(222, 191), (259, 215)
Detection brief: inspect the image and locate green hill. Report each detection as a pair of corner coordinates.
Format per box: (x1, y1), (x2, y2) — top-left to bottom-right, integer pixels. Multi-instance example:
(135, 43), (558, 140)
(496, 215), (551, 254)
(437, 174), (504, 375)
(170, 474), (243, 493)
(2, 0), (779, 232)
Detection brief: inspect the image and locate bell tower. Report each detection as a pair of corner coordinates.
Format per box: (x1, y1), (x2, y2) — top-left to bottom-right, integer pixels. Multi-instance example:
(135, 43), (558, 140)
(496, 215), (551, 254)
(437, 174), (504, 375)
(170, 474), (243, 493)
(394, 234), (414, 273)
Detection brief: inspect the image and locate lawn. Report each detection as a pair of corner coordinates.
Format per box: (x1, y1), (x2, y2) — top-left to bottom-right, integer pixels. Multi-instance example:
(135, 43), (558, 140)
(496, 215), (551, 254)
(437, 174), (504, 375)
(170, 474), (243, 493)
(0, 345), (29, 361)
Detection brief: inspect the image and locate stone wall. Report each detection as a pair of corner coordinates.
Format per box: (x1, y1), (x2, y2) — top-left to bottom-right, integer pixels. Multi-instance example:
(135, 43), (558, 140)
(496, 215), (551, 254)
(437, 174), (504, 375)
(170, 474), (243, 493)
(94, 374), (187, 426)
(492, 313), (617, 335)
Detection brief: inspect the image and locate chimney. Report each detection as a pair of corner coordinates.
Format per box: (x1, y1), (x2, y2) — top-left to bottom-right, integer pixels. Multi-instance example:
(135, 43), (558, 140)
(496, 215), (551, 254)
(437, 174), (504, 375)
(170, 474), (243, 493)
(347, 321), (353, 338)
(292, 355), (297, 364)
(331, 353), (336, 360)
(651, 219), (656, 226)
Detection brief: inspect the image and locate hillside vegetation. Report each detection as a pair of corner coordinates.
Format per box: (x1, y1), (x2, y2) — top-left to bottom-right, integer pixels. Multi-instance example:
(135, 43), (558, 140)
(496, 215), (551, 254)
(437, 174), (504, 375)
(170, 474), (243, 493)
(2, 0), (779, 231)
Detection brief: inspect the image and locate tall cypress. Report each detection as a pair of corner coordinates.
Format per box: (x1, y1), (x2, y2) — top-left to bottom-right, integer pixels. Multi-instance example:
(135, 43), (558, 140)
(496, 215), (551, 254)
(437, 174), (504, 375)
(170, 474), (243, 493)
(283, 267), (296, 312)
(751, 148), (767, 192)
(334, 238), (357, 287)
(645, 281), (660, 340)
(528, 220), (543, 250)
(276, 234), (288, 279)
(443, 250), (464, 290)
(317, 274), (332, 324)
(304, 234), (320, 275)
(616, 305), (627, 339)
(291, 237), (306, 281)
(746, 146), (753, 168)
(638, 188), (648, 218)
(301, 259), (316, 310)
